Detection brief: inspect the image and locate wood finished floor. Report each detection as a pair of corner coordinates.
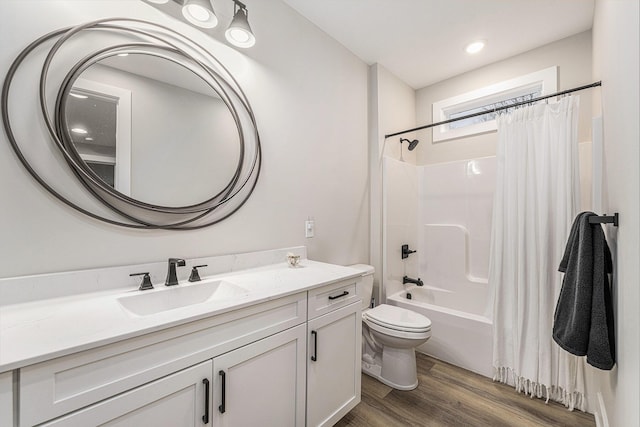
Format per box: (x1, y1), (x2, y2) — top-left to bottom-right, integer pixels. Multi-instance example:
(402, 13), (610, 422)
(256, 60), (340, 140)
(335, 353), (596, 427)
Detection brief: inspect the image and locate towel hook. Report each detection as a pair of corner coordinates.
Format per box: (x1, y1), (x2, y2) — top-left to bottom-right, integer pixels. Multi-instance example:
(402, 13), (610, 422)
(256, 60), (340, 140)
(588, 213), (619, 227)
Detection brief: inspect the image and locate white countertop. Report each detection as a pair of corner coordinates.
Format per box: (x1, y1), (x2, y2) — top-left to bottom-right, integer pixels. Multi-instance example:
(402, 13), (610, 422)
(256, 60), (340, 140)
(0, 260), (362, 372)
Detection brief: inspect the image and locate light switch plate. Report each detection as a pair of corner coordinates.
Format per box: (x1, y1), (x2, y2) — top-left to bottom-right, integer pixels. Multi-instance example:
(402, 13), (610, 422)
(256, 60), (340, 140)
(305, 220), (314, 238)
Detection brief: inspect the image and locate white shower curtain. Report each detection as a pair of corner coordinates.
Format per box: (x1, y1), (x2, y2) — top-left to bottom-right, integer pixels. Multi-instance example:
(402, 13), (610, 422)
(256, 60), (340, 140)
(490, 96), (587, 410)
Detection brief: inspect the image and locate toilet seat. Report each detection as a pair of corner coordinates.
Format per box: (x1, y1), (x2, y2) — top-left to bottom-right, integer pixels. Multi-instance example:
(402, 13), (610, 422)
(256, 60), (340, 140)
(363, 304), (431, 333)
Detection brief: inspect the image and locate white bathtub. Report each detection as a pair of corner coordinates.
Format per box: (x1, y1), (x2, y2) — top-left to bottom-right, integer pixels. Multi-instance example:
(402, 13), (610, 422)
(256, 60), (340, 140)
(387, 286), (493, 378)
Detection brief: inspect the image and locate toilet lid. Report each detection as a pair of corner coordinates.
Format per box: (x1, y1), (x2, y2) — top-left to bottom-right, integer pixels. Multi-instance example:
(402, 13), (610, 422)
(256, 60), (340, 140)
(364, 304), (431, 332)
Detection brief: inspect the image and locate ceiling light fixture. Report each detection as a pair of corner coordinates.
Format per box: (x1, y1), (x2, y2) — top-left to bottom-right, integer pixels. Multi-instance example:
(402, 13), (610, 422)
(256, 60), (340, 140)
(69, 92), (88, 99)
(465, 40), (485, 54)
(182, 0), (218, 29)
(71, 128), (88, 134)
(147, 0), (257, 48)
(225, 0), (255, 48)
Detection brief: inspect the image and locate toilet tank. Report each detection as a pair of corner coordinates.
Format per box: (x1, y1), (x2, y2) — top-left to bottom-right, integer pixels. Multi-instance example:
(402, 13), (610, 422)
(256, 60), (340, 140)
(348, 264), (375, 310)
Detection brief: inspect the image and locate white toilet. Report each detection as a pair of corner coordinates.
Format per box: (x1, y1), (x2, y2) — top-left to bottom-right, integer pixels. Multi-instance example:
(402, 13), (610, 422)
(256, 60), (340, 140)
(350, 264), (432, 391)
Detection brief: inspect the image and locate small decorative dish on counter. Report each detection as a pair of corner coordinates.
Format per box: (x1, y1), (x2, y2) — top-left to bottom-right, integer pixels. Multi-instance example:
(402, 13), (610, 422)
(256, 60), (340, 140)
(287, 253), (301, 267)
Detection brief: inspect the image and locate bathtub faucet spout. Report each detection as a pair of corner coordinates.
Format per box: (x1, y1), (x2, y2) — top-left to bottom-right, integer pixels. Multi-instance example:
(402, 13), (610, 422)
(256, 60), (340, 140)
(403, 276), (424, 287)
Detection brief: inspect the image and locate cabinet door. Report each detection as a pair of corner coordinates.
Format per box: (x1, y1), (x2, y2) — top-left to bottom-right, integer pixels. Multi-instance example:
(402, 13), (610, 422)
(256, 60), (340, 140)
(0, 371), (12, 427)
(307, 301), (362, 427)
(212, 324), (306, 427)
(40, 361), (212, 427)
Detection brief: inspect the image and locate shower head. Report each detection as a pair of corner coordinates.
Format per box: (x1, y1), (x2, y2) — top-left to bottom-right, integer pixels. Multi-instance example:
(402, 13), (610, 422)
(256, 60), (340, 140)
(400, 138), (420, 151)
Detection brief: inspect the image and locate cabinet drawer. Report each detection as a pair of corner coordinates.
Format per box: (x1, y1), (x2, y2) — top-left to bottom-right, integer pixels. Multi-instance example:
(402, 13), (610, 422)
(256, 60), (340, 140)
(20, 293), (306, 427)
(308, 278), (360, 320)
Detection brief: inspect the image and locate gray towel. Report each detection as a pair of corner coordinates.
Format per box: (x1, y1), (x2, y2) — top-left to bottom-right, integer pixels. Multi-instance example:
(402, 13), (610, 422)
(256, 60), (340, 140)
(553, 212), (615, 370)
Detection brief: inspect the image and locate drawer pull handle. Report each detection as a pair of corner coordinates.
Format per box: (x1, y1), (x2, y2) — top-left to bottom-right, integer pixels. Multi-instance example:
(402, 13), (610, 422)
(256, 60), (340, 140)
(218, 370), (226, 414)
(328, 290), (349, 300)
(202, 378), (210, 424)
(311, 330), (318, 361)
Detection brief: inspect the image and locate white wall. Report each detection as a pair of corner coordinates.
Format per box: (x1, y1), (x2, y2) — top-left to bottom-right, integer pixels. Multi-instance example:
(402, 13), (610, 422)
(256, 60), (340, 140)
(415, 31), (593, 165)
(591, 1), (640, 425)
(0, 0), (369, 278)
(81, 64), (239, 206)
(369, 64), (416, 303)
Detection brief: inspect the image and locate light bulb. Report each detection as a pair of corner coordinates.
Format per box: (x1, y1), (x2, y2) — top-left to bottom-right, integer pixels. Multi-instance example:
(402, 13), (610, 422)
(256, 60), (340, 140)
(465, 40), (485, 54)
(182, 0), (218, 29)
(225, 7), (255, 48)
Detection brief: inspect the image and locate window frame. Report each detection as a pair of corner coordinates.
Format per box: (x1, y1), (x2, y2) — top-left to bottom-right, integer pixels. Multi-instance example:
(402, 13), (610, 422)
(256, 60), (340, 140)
(432, 66), (557, 142)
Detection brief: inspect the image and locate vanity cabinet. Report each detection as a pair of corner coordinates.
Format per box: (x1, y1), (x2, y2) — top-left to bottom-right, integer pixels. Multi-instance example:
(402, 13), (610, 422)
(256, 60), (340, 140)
(19, 293), (307, 427)
(15, 276), (361, 427)
(307, 280), (362, 427)
(38, 325), (308, 427)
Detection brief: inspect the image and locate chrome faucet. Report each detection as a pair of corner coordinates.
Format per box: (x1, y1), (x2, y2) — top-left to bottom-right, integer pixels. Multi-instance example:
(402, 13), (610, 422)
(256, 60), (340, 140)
(403, 275), (424, 287)
(165, 258), (186, 286)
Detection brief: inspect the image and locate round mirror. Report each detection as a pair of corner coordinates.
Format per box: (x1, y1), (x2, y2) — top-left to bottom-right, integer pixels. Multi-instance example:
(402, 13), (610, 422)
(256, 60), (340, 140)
(61, 52), (242, 208)
(3, 19), (261, 229)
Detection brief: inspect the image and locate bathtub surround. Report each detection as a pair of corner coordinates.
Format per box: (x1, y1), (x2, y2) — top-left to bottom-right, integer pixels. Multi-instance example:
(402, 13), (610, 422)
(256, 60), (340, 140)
(383, 156), (495, 378)
(491, 97), (586, 410)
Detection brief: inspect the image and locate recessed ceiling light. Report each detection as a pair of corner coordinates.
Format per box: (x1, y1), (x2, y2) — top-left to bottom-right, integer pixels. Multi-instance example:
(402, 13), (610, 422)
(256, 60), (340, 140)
(85, 137), (94, 141)
(465, 40), (486, 54)
(70, 93), (88, 99)
(71, 128), (88, 135)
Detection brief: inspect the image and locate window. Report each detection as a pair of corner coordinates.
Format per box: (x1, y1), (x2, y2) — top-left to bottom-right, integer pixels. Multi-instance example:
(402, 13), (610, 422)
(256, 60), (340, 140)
(432, 67), (557, 142)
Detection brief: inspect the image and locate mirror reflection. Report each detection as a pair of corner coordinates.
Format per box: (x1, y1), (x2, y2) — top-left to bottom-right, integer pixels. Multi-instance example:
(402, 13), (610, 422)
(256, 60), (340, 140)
(63, 53), (241, 208)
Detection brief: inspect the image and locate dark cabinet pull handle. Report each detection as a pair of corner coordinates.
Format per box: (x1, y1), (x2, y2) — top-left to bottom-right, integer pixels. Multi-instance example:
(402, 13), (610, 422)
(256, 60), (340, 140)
(311, 330), (318, 362)
(218, 370), (226, 414)
(328, 290), (349, 300)
(202, 378), (210, 424)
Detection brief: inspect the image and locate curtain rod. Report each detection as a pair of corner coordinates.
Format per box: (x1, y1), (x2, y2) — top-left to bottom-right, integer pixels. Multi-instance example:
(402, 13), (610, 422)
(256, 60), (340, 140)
(384, 81), (602, 139)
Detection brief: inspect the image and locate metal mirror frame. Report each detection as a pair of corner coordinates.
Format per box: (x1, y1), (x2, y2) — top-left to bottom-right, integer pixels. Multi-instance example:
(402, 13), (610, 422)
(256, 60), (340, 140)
(56, 44), (244, 213)
(1, 18), (261, 229)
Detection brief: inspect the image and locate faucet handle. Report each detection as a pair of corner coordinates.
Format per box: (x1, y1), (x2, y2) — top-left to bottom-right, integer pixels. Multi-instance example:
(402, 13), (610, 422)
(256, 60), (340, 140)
(401, 244), (417, 259)
(189, 265), (208, 282)
(130, 272), (154, 291)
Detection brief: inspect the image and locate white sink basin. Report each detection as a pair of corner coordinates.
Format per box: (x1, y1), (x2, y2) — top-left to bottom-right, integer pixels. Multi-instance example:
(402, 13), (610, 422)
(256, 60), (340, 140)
(117, 280), (249, 316)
